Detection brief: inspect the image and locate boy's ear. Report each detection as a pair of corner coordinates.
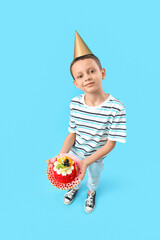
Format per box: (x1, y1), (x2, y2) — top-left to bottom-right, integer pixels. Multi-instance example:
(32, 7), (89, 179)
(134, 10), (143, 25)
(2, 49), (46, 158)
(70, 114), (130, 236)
(73, 80), (78, 88)
(101, 68), (106, 79)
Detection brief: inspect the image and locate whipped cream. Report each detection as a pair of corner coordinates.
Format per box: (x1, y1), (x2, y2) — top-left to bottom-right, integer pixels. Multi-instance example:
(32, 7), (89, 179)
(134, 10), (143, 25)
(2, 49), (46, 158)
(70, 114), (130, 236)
(54, 161), (74, 176)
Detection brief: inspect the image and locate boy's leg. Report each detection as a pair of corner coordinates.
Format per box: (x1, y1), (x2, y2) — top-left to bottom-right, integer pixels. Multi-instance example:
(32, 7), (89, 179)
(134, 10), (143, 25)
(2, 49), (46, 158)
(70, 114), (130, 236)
(85, 160), (104, 213)
(86, 160), (104, 192)
(73, 182), (81, 190)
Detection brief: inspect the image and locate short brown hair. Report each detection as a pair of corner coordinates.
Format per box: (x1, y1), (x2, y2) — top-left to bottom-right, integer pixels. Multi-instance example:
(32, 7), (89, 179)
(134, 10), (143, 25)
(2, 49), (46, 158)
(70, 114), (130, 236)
(70, 54), (102, 79)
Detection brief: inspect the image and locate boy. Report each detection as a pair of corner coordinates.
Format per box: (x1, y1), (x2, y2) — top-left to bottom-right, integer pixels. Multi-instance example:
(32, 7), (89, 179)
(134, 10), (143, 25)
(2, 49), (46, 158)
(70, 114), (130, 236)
(58, 31), (126, 213)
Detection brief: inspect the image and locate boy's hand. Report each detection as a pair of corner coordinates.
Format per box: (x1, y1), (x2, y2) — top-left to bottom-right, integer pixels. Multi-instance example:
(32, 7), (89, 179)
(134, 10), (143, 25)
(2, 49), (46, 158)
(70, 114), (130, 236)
(80, 159), (88, 181)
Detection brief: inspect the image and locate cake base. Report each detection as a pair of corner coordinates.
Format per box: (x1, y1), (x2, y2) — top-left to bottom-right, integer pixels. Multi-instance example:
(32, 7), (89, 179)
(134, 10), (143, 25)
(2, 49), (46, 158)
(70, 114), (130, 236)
(53, 162), (77, 184)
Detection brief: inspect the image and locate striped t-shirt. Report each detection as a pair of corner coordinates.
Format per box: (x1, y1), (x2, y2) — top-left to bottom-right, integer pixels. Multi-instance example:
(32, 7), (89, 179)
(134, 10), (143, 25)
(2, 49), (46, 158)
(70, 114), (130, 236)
(68, 94), (126, 158)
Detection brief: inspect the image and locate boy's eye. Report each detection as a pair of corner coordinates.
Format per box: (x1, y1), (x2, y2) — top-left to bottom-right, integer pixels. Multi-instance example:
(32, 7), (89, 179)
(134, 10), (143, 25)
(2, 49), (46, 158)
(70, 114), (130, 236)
(78, 75), (82, 79)
(90, 70), (95, 73)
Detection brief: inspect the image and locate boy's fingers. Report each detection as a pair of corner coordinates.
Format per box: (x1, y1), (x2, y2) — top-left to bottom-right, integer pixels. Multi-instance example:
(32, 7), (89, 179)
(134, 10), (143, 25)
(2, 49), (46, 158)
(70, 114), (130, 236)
(46, 159), (51, 164)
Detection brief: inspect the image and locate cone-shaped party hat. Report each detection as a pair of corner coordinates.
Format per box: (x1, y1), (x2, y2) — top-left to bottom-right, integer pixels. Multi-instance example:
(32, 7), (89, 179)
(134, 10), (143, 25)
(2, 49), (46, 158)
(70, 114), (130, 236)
(74, 31), (92, 59)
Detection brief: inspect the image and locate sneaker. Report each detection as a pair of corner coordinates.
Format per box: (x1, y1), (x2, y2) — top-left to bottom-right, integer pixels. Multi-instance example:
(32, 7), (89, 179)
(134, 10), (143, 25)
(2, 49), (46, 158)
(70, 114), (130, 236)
(64, 189), (78, 205)
(85, 191), (96, 213)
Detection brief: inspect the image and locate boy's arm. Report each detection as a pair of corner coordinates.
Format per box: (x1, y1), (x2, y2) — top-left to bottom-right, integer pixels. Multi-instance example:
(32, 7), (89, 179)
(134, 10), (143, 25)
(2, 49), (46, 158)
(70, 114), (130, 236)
(58, 132), (76, 155)
(80, 140), (116, 180)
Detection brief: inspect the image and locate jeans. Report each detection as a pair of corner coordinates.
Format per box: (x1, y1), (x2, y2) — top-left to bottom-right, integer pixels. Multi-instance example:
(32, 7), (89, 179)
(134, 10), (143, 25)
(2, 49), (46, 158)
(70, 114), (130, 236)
(69, 149), (104, 192)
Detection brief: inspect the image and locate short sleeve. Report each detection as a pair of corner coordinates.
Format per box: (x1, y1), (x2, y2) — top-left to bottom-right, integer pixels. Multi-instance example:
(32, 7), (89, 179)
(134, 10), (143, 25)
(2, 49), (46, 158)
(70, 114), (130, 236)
(108, 108), (127, 143)
(68, 101), (76, 133)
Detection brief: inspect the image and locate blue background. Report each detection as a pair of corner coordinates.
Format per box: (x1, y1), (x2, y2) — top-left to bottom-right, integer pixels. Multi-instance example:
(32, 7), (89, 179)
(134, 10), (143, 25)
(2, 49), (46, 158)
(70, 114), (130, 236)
(0, 0), (160, 239)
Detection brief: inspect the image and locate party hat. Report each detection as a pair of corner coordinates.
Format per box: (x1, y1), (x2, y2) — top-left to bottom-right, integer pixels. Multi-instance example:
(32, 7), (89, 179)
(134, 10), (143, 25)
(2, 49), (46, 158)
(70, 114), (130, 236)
(74, 31), (92, 59)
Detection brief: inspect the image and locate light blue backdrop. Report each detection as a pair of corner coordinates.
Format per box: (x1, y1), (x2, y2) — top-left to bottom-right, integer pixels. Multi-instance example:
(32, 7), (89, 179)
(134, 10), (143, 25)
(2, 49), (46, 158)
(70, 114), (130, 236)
(0, 0), (160, 239)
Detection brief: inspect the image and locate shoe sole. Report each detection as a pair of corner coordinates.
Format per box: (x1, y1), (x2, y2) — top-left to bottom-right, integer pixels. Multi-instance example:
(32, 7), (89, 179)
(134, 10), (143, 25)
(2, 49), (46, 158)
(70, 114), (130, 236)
(64, 198), (74, 205)
(84, 205), (95, 213)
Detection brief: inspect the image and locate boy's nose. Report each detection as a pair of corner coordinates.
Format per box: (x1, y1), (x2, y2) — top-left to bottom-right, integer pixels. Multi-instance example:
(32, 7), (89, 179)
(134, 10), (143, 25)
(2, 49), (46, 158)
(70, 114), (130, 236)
(84, 73), (91, 81)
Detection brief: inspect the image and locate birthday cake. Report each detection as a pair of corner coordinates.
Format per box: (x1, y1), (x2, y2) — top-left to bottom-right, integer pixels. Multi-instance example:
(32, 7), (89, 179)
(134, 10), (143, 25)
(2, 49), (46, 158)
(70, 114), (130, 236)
(47, 153), (81, 190)
(53, 155), (77, 184)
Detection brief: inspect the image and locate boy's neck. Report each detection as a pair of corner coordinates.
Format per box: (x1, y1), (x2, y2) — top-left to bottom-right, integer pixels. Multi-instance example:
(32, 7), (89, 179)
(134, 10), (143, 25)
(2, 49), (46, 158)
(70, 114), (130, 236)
(84, 91), (109, 107)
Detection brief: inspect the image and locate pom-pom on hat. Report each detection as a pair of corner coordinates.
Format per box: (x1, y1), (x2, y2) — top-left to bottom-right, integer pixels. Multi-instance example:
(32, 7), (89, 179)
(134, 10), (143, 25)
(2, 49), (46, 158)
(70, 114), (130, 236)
(74, 30), (93, 59)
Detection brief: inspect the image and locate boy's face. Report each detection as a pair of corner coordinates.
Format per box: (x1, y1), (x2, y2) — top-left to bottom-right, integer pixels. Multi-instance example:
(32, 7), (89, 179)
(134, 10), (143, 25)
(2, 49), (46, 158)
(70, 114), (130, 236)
(72, 58), (106, 94)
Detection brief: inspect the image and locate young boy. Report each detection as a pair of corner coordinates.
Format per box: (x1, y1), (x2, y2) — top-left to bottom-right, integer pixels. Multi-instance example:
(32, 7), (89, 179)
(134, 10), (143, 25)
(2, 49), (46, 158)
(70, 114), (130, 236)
(58, 31), (126, 213)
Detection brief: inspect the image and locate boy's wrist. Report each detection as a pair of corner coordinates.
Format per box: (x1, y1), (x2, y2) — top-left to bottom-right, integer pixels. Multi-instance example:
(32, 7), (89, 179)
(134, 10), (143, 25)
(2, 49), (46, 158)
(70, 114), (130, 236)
(82, 158), (90, 167)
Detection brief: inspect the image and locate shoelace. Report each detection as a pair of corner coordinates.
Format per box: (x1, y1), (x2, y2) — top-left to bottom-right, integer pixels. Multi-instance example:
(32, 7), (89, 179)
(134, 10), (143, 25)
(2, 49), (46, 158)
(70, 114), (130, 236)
(85, 192), (95, 206)
(66, 189), (76, 199)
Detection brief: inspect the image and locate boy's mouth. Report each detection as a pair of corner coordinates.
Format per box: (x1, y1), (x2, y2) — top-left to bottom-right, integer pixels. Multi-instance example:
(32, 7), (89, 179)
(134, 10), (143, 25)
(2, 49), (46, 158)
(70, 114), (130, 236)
(85, 82), (94, 87)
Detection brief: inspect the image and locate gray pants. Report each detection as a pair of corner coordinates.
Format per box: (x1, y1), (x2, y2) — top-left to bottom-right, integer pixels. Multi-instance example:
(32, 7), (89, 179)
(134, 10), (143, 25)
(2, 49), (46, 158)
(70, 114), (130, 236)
(69, 150), (104, 192)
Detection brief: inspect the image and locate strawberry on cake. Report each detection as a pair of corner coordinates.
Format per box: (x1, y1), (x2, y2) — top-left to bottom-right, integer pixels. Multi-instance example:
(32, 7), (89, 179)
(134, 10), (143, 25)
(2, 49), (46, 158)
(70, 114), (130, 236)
(53, 156), (77, 184)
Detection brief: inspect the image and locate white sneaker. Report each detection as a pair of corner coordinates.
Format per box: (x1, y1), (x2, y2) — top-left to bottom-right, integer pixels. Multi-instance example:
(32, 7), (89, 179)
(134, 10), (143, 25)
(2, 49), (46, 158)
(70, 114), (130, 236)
(64, 189), (78, 205)
(84, 191), (96, 213)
